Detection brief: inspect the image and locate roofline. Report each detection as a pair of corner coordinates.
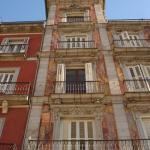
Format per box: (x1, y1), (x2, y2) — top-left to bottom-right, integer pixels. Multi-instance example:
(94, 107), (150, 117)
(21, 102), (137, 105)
(0, 20), (45, 25)
(108, 19), (150, 22)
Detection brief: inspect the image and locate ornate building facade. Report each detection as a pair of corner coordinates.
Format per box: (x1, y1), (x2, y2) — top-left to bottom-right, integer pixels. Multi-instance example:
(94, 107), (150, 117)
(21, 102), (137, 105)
(0, 0), (150, 150)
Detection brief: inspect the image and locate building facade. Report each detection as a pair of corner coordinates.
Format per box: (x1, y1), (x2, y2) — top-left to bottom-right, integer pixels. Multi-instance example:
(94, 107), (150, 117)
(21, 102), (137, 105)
(0, 0), (150, 150)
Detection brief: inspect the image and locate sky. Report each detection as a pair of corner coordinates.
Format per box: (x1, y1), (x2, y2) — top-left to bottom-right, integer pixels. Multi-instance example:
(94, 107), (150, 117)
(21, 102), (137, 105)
(0, 0), (150, 22)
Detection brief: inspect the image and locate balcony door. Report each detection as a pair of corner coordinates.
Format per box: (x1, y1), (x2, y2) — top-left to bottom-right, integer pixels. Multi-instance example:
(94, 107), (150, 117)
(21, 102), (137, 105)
(0, 73), (14, 93)
(66, 69), (86, 93)
(66, 36), (87, 49)
(60, 120), (94, 150)
(127, 66), (147, 91)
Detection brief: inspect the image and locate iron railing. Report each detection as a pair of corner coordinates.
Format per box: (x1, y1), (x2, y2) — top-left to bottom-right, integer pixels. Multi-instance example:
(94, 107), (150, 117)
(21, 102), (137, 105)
(0, 82), (31, 95)
(0, 142), (17, 150)
(113, 39), (150, 48)
(59, 16), (90, 23)
(124, 79), (150, 92)
(52, 81), (104, 94)
(56, 41), (96, 49)
(28, 139), (150, 150)
(0, 43), (28, 54)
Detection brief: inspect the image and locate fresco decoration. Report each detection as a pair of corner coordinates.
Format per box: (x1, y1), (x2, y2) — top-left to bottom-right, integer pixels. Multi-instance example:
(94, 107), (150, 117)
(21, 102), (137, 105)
(45, 60), (57, 95)
(114, 59), (125, 94)
(102, 105), (118, 140)
(125, 109), (140, 139)
(39, 104), (53, 140)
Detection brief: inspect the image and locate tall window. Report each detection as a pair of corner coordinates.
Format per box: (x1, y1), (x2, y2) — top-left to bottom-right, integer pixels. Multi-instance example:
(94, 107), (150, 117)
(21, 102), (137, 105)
(0, 37), (29, 53)
(125, 65), (150, 91)
(0, 72), (14, 93)
(142, 118), (150, 138)
(60, 119), (94, 150)
(66, 69), (85, 93)
(118, 31), (143, 47)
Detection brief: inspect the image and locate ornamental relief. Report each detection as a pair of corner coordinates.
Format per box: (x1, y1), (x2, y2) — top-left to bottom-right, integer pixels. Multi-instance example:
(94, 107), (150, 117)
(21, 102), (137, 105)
(127, 104), (150, 113)
(51, 105), (104, 119)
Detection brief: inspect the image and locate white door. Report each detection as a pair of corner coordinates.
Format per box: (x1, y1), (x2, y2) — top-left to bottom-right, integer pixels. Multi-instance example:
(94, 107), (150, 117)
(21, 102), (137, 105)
(127, 65), (146, 91)
(0, 73), (14, 93)
(66, 36), (87, 49)
(60, 120), (94, 150)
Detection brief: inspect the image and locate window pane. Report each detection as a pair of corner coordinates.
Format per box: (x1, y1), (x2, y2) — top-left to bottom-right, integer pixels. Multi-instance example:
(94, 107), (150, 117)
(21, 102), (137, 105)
(79, 122), (85, 138)
(71, 122), (76, 138)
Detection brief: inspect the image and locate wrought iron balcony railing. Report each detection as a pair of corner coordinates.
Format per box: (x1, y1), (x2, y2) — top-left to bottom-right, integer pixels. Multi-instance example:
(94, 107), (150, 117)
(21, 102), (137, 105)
(0, 142), (17, 150)
(52, 81), (104, 94)
(59, 16), (90, 23)
(28, 139), (150, 150)
(124, 79), (150, 92)
(0, 43), (28, 54)
(0, 82), (31, 95)
(113, 39), (150, 48)
(55, 41), (96, 49)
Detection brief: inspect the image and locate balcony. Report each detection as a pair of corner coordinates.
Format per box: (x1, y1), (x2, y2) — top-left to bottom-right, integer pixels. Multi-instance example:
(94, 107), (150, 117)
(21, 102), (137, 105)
(0, 142), (17, 150)
(113, 39), (150, 60)
(123, 79), (150, 102)
(28, 139), (150, 150)
(51, 41), (98, 58)
(57, 16), (94, 32)
(49, 81), (106, 104)
(0, 82), (31, 105)
(0, 43), (28, 60)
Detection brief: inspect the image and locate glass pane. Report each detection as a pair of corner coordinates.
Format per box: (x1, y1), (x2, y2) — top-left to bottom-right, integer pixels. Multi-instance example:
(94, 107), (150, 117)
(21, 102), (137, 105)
(79, 122), (85, 138)
(71, 122), (76, 138)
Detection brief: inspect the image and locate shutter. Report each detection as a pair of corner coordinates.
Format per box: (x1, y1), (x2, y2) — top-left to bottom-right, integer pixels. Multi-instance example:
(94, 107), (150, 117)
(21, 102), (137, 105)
(119, 31), (131, 47)
(20, 38), (29, 53)
(84, 10), (89, 21)
(87, 121), (93, 139)
(0, 39), (9, 53)
(85, 63), (97, 93)
(79, 122), (85, 139)
(88, 32), (92, 48)
(113, 33), (121, 47)
(71, 122), (76, 139)
(62, 13), (67, 23)
(140, 65), (150, 90)
(0, 118), (5, 136)
(55, 64), (66, 93)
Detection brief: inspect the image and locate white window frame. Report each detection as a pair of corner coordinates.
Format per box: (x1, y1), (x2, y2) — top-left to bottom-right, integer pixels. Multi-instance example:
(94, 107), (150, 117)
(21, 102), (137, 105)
(0, 37), (29, 53)
(0, 68), (20, 94)
(60, 119), (96, 150)
(119, 31), (143, 47)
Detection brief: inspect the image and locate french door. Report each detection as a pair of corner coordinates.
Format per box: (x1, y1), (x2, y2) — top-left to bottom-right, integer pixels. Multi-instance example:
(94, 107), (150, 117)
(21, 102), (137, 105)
(0, 73), (14, 93)
(127, 65), (147, 91)
(60, 120), (94, 150)
(66, 36), (87, 49)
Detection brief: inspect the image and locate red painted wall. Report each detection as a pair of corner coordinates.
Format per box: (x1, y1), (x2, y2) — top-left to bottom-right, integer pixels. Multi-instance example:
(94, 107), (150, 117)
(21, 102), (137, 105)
(0, 34), (42, 57)
(0, 108), (29, 150)
(0, 61), (38, 93)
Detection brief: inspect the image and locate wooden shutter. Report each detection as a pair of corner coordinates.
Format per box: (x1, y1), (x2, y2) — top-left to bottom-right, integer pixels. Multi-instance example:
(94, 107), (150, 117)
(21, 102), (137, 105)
(113, 33), (121, 47)
(20, 38), (29, 53)
(84, 10), (89, 21)
(0, 118), (5, 136)
(119, 31), (131, 47)
(55, 64), (66, 93)
(126, 65), (146, 91)
(85, 63), (97, 93)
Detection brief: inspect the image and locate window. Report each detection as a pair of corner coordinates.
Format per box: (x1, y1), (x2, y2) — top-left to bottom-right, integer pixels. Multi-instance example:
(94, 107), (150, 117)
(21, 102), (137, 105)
(60, 119), (94, 150)
(66, 69), (85, 93)
(0, 118), (5, 136)
(118, 31), (143, 47)
(0, 37), (29, 53)
(55, 63), (98, 93)
(142, 118), (150, 138)
(66, 36), (87, 49)
(0, 72), (14, 93)
(125, 65), (150, 91)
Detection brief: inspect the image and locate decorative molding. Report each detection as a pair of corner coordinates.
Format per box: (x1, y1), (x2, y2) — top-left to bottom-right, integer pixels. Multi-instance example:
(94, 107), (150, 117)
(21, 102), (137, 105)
(127, 104), (150, 113)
